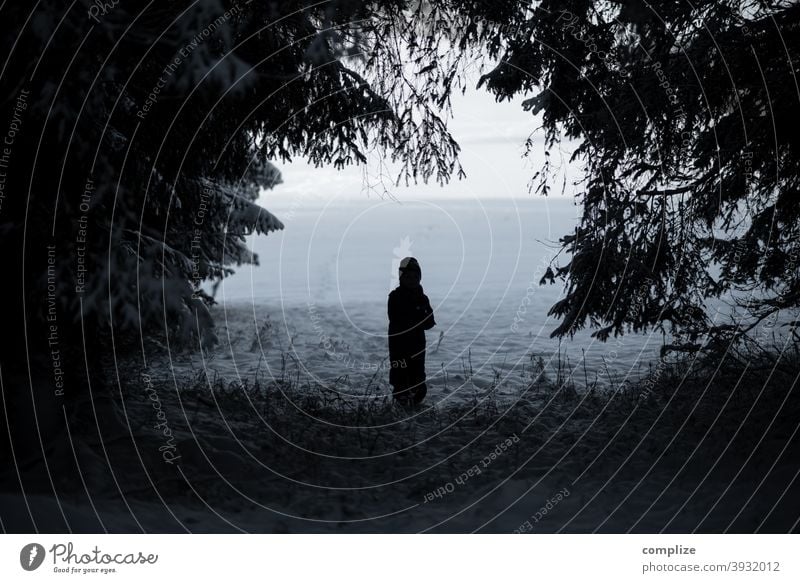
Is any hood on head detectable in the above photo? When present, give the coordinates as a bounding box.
[399,256,421,277]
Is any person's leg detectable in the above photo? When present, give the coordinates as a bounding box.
[390,355,414,404]
[409,347,428,405]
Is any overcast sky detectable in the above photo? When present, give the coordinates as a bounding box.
[259,82,580,205]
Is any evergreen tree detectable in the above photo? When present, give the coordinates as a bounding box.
[477,0,800,349]
[3,0,798,468]
[0,0,499,463]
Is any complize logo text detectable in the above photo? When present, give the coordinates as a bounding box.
[20,543,46,571]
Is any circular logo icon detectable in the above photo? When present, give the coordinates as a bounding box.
[20,543,46,571]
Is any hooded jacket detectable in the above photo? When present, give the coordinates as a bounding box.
[388,285,436,352]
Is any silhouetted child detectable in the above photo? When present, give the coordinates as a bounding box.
[388,257,435,405]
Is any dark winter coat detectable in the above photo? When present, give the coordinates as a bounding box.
[387,285,435,399]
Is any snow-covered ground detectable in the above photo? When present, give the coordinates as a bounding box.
[4,295,797,534]
[3,198,798,533]
[207,196,667,396]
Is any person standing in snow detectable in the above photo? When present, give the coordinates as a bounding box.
[388,257,436,405]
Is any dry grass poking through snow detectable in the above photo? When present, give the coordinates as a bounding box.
[68,335,798,533]
[7,324,795,533]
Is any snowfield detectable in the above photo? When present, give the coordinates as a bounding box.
[3,297,798,533]
[2,198,798,533]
